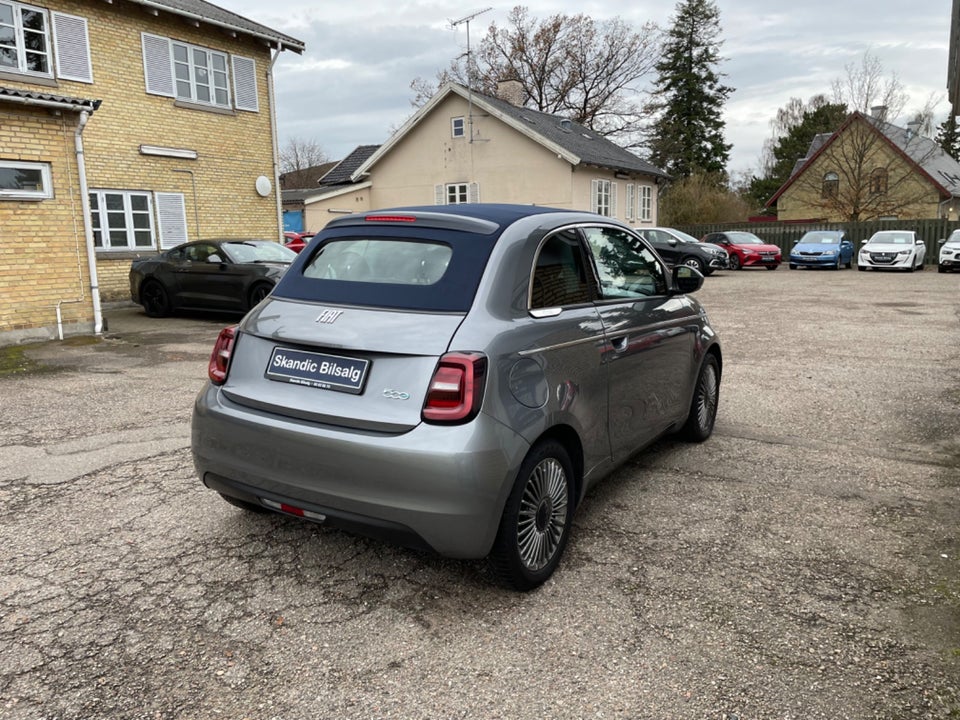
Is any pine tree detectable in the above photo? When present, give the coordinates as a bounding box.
[648,0,732,178]
[936,114,960,158]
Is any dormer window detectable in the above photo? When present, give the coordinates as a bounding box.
[451,117,465,138]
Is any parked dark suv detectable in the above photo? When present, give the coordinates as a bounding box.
[635,227,729,275]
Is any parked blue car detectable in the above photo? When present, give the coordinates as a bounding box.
[789,230,855,270]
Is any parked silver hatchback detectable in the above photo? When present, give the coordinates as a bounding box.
[192,204,722,590]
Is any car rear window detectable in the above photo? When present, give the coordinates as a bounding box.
[271,226,498,312]
[303,239,452,286]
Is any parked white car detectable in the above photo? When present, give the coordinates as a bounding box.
[857,230,926,272]
[938,230,960,273]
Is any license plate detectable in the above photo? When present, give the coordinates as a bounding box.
[266,347,369,394]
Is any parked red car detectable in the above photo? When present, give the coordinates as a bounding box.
[283,231,315,253]
[701,231,781,270]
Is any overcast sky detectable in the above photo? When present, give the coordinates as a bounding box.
[212,0,952,177]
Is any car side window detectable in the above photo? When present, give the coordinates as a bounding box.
[185,243,218,263]
[530,230,594,310]
[582,226,667,299]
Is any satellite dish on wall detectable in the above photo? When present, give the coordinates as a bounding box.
[255,175,272,197]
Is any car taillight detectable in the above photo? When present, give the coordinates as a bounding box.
[208,325,238,385]
[422,352,487,424]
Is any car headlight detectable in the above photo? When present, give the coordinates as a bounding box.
[897,250,911,256]
[822,249,837,256]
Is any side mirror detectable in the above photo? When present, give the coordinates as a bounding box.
[938,238,947,246]
[207,254,223,264]
[672,264,704,295]
[861,239,869,245]
[667,238,678,247]
[916,239,925,246]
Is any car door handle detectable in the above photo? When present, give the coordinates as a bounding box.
[611,335,629,353]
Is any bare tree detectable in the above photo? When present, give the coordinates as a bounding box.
[279,137,328,175]
[411,7,661,149]
[775,53,947,221]
[830,51,907,118]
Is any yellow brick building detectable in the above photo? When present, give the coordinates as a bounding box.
[0,0,303,344]
[767,110,960,223]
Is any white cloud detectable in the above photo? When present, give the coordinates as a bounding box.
[215,0,954,177]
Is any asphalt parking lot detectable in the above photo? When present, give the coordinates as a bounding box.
[1,266,959,719]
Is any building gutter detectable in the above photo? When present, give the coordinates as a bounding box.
[73,109,104,337]
[268,49,283,240]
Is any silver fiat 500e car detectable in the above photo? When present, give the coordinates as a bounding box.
[192,204,722,590]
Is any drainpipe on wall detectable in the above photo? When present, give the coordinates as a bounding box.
[268,48,283,241]
[74,109,104,336]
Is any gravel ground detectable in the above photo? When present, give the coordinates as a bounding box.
[0,266,958,719]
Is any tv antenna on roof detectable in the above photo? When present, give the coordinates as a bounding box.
[449,7,492,142]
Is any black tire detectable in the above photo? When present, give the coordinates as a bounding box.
[489,440,574,591]
[766,264,778,270]
[939,265,946,273]
[845,258,853,269]
[681,255,705,274]
[831,259,840,270]
[140,279,171,318]
[679,354,720,442]
[248,282,273,309]
[858,265,866,272]
[789,263,797,270]
[728,254,742,271]
[219,493,270,514]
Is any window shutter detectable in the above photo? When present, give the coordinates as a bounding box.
[435,184,445,205]
[52,12,93,83]
[468,182,480,203]
[155,192,188,248]
[231,55,259,112]
[142,33,174,97]
[610,182,618,218]
[626,184,635,222]
[590,179,599,214]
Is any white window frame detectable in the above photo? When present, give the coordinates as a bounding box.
[447,183,468,204]
[89,190,156,251]
[625,183,636,222]
[451,116,465,138]
[0,0,52,77]
[639,185,652,222]
[593,179,614,217]
[172,40,231,108]
[0,160,52,199]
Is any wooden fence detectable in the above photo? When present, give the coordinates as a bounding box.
[676,218,960,264]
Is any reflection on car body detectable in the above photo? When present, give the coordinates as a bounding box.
[191,204,722,590]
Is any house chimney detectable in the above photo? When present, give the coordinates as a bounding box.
[496,80,526,107]
[870,105,888,120]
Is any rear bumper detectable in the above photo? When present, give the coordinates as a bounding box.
[191,384,530,558]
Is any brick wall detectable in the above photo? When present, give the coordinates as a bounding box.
[0,105,94,342]
[1,0,284,337]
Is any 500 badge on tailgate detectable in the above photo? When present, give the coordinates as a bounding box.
[266,347,369,394]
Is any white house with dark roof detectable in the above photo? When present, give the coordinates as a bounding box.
[302,82,668,231]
